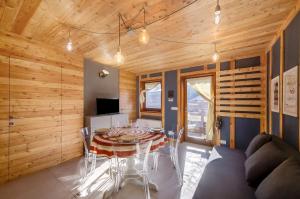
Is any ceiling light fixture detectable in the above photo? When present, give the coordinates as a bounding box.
[114,14,125,66]
[214,0,221,25]
[66,30,73,51]
[138,8,150,45]
[212,43,220,62]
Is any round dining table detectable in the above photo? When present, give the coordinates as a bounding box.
[89,127,168,192]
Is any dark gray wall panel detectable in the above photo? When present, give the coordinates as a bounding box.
[235,118,260,151]
[235,56,261,68]
[220,61,230,70]
[284,12,300,71]
[271,38,281,136]
[84,59,119,116]
[149,72,162,77]
[282,12,300,149]
[164,70,178,134]
[267,51,270,132]
[272,39,281,78]
[272,112,280,137]
[181,65,204,73]
[207,63,216,70]
[283,115,299,149]
[220,117,230,147]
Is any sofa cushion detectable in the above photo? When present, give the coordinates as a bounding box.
[245,142,287,187]
[193,146,255,199]
[255,158,300,199]
[245,133,272,158]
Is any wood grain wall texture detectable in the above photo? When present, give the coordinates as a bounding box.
[0,31,83,183]
[119,70,137,122]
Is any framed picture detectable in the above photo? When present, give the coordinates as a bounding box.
[283,66,298,117]
[271,76,279,112]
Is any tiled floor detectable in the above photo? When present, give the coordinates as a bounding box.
[0,143,211,199]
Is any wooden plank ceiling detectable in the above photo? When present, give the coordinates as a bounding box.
[0,0,298,74]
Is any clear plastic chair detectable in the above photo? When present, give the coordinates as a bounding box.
[115,140,153,199]
[170,128,184,186]
[80,127,107,178]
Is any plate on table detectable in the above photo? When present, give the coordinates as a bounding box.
[95,128,109,134]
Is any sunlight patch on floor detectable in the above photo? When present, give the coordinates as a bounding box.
[180,145,209,199]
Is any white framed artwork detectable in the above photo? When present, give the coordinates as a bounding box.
[283,66,298,117]
[271,76,280,113]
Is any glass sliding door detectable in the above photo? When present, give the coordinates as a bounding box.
[185,76,214,143]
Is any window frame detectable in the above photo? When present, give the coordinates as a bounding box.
[142,80,162,113]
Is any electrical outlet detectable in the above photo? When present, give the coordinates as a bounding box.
[220,140,226,145]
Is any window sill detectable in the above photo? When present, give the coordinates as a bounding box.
[140,111,162,117]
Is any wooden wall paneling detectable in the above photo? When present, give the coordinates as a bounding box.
[138,75,141,118]
[279,33,284,139]
[61,63,83,162]
[119,70,137,122]
[229,61,236,149]
[0,55,9,184]
[9,57,62,180]
[261,53,267,133]
[215,61,221,146]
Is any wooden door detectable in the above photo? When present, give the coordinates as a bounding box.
[9,57,62,180]
[0,55,9,183]
[61,63,83,162]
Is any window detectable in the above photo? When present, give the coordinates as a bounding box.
[145,82,161,110]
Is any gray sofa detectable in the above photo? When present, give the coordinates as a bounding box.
[193,135,300,199]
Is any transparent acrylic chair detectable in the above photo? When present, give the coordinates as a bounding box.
[80,127,107,178]
[115,140,153,199]
[170,128,184,187]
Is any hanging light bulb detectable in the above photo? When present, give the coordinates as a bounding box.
[115,47,125,65]
[214,0,221,25]
[66,39,73,51]
[212,43,220,62]
[138,8,150,45]
[66,30,73,51]
[114,14,125,65]
[139,28,150,44]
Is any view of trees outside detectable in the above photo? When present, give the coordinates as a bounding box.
[187,83,209,139]
[145,83,161,109]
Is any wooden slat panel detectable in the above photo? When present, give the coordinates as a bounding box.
[217,80,262,87]
[216,86,261,93]
[0,55,9,184]
[216,106,261,112]
[218,72,262,81]
[216,112,262,119]
[216,65,265,119]
[216,100,262,106]
[219,66,262,75]
[9,57,62,180]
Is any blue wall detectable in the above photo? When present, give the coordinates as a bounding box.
[266,12,300,150]
[164,70,178,134]
[282,12,300,149]
[271,38,281,137]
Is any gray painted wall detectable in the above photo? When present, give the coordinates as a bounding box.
[84,59,119,116]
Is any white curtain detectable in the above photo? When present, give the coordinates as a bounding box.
[187,76,214,140]
[139,82,160,108]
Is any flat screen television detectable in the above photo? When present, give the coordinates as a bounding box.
[96,98,119,115]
